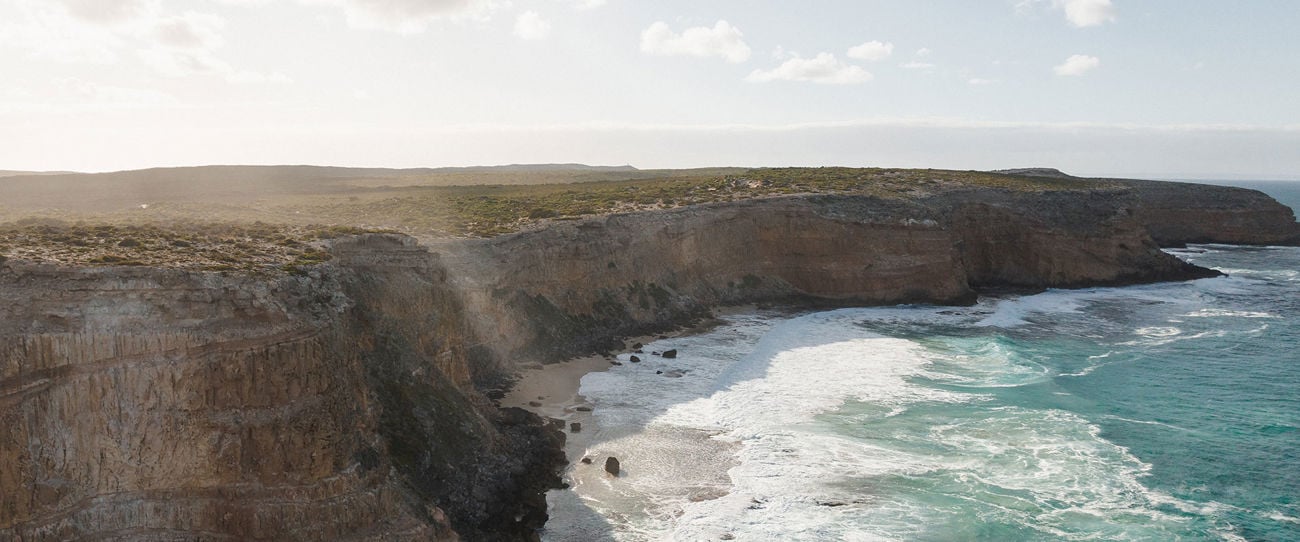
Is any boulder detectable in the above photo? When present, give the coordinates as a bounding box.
[570,422,581,433]
[629,355,640,363]
[662,349,678,359]
[604,457,621,476]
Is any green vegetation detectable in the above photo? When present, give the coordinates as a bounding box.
[0,221,370,274]
[0,166,1110,271]
[266,167,1104,237]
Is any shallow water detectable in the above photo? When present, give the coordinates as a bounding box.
[546,244,1300,541]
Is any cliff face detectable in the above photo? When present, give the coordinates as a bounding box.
[433,189,1218,366]
[2,183,1293,540]
[0,236,561,542]
[1120,180,1300,246]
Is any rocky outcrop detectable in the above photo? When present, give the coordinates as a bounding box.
[1118,180,1300,246]
[431,189,1225,366]
[2,181,1295,540]
[0,235,562,541]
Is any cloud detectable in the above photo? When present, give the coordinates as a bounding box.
[915,47,931,57]
[1060,0,1115,27]
[150,12,225,50]
[1054,54,1100,76]
[900,61,934,70]
[747,53,871,85]
[968,78,996,86]
[0,0,285,84]
[846,40,893,62]
[134,11,288,83]
[564,0,605,9]
[56,0,157,24]
[306,0,502,33]
[513,10,550,40]
[1018,0,1116,27]
[56,77,178,107]
[640,20,751,63]
[0,4,123,64]
[138,48,290,83]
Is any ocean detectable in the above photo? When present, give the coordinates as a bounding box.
[545,182,1300,541]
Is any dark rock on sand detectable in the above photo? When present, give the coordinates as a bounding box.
[605,457,621,476]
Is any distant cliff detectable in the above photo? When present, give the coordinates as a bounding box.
[1120,179,1300,246]
[2,180,1297,540]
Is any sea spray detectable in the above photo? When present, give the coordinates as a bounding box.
[547,245,1300,541]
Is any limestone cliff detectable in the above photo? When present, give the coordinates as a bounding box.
[432,189,1221,367]
[1119,179,1300,246]
[2,182,1295,540]
[0,236,562,541]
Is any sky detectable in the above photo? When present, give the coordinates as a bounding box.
[1,0,1297,179]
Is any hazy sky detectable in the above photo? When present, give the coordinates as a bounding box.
[2,0,1297,178]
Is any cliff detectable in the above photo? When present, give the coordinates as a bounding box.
[0,236,562,541]
[1119,179,1300,246]
[431,188,1221,366]
[2,181,1295,540]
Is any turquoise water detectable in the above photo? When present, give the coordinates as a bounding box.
[558,244,1300,541]
[829,244,1300,540]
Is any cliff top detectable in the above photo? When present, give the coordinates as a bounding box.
[0,166,1109,271]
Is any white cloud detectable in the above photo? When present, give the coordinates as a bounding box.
[915,47,931,57]
[0,4,123,64]
[56,77,178,107]
[846,40,893,62]
[138,47,290,84]
[747,53,871,85]
[640,20,751,63]
[150,12,225,50]
[1060,0,1115,27]
[513,10,551,40]
[968,78,996,86]
[306,0,502,33]
[56,0,157,24]
[564,0,605,9]
[1054,54,1100,76]
[133,10,287,83]
[0,0,284,83]
[900,61,934,70]
[1018,0,1116,27]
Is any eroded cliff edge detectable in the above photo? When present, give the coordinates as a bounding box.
[2,182,1297,540]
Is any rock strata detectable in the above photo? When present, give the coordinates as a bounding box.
[3,182,1297,540]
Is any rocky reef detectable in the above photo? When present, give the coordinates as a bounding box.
[1,181,1296,540]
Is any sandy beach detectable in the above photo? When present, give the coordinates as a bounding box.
[501,306,758,451]
[501,328,691,465]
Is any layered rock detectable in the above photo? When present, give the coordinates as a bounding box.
[1118,179,1300,246]
[2,181,1296,540]
[1,236,562,542]
[434,189,1222,366]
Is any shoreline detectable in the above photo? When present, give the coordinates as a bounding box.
[499,305,764,540]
